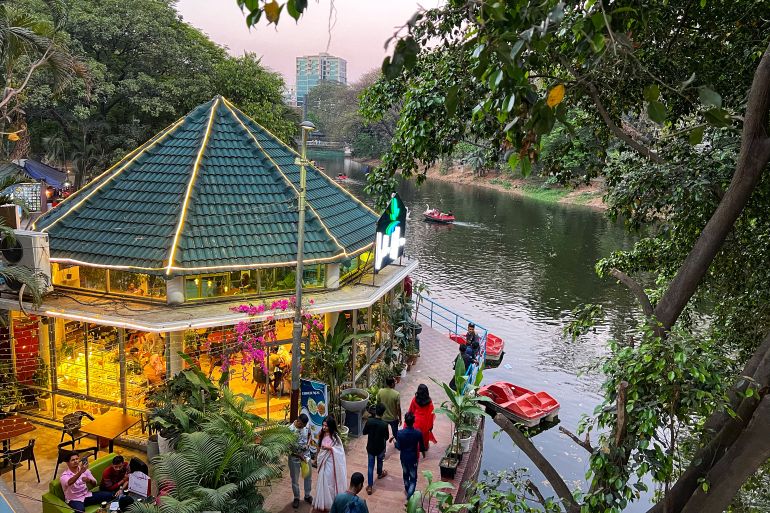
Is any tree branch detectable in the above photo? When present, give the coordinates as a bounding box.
[525,479,549,508]
[493,413,579,513]
[653,42,770,333]
[585,81,664,164]
[614,381,629,447]
[647,332,770,513]
[609,269,654,317]
[679,395,770,513]
[559,426,595,453]
[0,46,53,111]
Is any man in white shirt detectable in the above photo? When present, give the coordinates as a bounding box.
[289,413,313,508]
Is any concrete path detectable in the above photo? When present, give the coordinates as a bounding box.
[263,323,459,513]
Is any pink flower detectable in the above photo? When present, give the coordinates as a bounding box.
[309,299,315,305]
[256,304,266,313]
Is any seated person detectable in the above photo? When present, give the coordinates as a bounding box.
[268,347,286,394]
[100,455,130,492]
[129,456,149,475]
[143,354,166,385]
[118,495,135,512]
[60,452,114,512]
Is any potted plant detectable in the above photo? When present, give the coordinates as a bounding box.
[0,360,22,413]
[405,342,419,367]
[340,388,369,414]
[306,317,373,421]
[439,450,460,479]
[434,358,489,460]
[393,361,406,383]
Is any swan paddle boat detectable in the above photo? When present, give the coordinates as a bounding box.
[478,382,560,427]
[423,205,455,223]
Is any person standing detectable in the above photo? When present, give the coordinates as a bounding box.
[406,385,437,452]
[329,472,369,513]
[362,404,390,494]
[313,416,347,512]
[289,414,313,508]
[377,377,401,439]
[395,412,426,500]
[60,453,114,513]
[465,323,480,347]
[449,345,473,391]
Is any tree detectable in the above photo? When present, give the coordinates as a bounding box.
[21,0,297,186]
[0,0,85,159]
[234,1,770,511]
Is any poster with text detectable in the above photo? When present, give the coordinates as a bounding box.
[300,378,328,452]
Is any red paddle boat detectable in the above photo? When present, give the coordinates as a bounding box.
[478,382,560,427]
[335,173,348,181]
[449,332,505,366]
[423,205,455,223]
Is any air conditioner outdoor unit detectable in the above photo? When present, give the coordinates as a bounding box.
[0,230,53,293]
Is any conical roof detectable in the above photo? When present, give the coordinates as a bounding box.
[33,97,377,276]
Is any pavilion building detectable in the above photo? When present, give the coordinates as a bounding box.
[0,96,415,426]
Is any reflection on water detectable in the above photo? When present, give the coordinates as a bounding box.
[314,153,649,510]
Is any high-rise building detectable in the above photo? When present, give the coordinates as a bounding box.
[295,52,347,107]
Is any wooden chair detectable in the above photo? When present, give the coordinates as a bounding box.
[60,410,94,444]
[53,439,98,479]
[6,439,39,492]
[252,365,268,397]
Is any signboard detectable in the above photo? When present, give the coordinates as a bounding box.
[300,378,329,452]
[127,471,151,498]
[374,193,407,273]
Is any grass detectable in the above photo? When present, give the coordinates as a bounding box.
[519,183,570,203]
[490,177,513,189]
[572,191,600,205]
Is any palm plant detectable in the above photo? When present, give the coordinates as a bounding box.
[433,358,489,455]
[135,388,295,513]
[305,316,373,420]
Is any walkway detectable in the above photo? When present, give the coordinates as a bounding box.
[263,323,461,513]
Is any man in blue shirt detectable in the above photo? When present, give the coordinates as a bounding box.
[395,411,426,500]
[330,472,369,513]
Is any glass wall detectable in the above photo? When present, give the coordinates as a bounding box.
[52,264,167,300]
[184,265,327,301]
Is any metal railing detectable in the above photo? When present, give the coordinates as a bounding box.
[412,293,487,391]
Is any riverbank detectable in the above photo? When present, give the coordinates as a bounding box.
[351,158,607,210]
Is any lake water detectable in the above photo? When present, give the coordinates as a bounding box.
[314,153,649,509]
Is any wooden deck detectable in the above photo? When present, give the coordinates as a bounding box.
[263,323,481,513]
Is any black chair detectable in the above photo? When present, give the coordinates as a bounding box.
[6,439,39,492]
[60,410,94,444]
[252,365,268,396]
[53,439,98,479]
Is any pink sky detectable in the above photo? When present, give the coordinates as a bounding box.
[175,0,441,86]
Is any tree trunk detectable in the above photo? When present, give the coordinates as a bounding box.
[679,396,770,513]
[652,43,770,333]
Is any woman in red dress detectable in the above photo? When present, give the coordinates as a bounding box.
[406,384,438,450]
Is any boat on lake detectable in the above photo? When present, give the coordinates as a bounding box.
[424,205,455,223]
[478,382,560,427]
[335,173,348,181]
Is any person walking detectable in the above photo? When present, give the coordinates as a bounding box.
[394,412,426,500]
[289,413,313,508]
[329,472,369,513]
[362,404,390,494]
[377,377,401,439]
[406,385,437,452]
[313,416,347,512]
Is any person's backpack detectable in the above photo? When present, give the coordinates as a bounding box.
[343,495,365,513]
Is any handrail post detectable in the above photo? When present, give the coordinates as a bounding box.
[430,301,434,328]
[455,314,458,336]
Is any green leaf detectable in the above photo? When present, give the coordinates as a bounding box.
[704,108,732,127]
[647,101,667,124]
[698,87,722,108]
[591,33,606,53]
[688,126,705,145]
[520,158,531,177]
[505,93,516,112]
[643,84,660,103]
[510,40,524,59]
[446,86,459,115]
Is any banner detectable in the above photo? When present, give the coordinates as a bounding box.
[300,378,329,452]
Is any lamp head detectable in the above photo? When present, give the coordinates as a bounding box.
[300,120,316,132]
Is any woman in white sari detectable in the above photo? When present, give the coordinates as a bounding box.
[312,416,347,512]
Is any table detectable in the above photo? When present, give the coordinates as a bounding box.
[0,414,35,467]
[80,410,140,454]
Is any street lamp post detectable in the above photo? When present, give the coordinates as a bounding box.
[290,120,316,421]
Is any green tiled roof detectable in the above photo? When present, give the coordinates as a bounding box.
[33,97,377,276]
